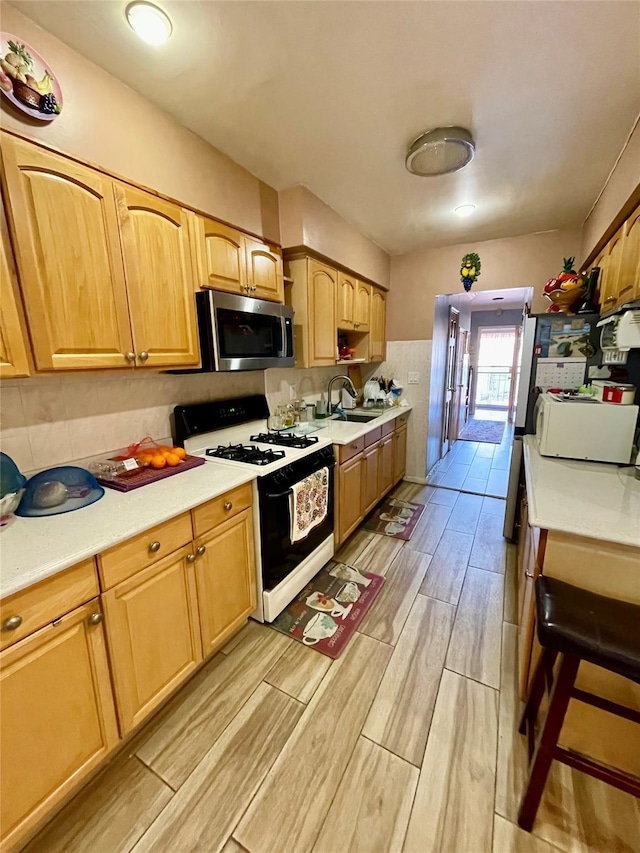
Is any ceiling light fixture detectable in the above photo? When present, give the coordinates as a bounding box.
[126,2,173,45]
[454,204,476,218]
[405,126,475,176]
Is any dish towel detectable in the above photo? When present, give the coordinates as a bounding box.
[289,467,329,543]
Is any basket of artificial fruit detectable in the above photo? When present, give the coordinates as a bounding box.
[543,258,587,313]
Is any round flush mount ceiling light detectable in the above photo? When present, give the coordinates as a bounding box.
[405,126,475,176]
[454,204,476,218]
[126,2,173,45]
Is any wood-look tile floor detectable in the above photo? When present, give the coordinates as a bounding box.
[429,421,515,498]
[25,484,640,853]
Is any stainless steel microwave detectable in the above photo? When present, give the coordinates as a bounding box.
[188,291,295,372]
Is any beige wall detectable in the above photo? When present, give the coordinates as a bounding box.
[581,117,640,262]
[387,228,582,340]
[279,185,391,287]
[0,4,280,242]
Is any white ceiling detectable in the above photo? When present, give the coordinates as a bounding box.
[11,1,640,254]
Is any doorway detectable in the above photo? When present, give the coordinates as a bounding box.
[474,325,522,423]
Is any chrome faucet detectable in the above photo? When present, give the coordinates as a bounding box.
[327,374,357,415]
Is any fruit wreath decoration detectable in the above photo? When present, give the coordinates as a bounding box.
[460,252,481,292]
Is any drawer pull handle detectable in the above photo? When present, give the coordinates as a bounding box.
[149,541,161,553]
[3,615,22,631]
[139,351,149,362]
[186,553,197,563]
[196,545,207,556]
[125,351,136,362]
[88,612,104,626]
[224,502,233,511]
[351,444,359,450]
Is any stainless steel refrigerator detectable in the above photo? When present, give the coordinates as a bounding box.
[503,312,601,539]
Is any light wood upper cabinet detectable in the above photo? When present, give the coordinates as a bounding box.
[102,545,202,733]
[195,216,247,294]
[370,287,387,361]
[337,273,356,330]
[0,201,30,378]
[244,237,284,302]
[0,601,118,848]
[194,508,256,657]
[355,280,371,331]
[308,259,338,366]
[1,135,133,370]
[617,206,640,306]
[115,185,200,368]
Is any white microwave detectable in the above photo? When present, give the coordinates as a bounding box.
[535,393,638,464]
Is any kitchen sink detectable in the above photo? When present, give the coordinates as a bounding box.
[341,413,378,423]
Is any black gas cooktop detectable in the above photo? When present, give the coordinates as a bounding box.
[249,432,320,449]
[205,444,286,466]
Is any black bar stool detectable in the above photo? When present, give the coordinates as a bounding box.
[518,575,640,831]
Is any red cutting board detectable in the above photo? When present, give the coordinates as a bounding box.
[96,454,205,492]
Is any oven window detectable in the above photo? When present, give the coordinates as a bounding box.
[217,309,281,359]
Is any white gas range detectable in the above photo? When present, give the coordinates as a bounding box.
[175,396,336,622]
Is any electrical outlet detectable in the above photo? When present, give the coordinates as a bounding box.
[408,372,420,385]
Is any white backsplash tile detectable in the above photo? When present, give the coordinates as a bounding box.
[378,340,432,481]
[0,370,263,474]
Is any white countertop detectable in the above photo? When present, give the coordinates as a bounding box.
[0,462,257,599]
[523,436,640,548]
[320,405,412,445]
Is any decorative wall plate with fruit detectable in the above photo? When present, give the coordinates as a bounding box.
[0,33,63,121]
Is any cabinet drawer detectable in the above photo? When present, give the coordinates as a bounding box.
[337,437,365,464]
[395,413,410,429]
[364,426,382,448]
[381,419,395,438]
[1,559,99,650]
[98,512,193,590]
[192,483,253,538]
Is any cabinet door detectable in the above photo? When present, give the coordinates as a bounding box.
[598,227,624,313]
[194,508,256,657]
[0,601,118,848]
[355,280,371,331]
[337,273,356,330]
[337,455,363,544]
[308,260,337,366]
[617,206,640,305]
[361,442,380,516]
[378,434,394,498]
[0,202,30,378]
[195,216,247,295]
[115,185,200,368]
[1,135,133,370]
[370,287,387,361]
[393,425,407,483]
[245,237,284,302]
[103,545,202,733]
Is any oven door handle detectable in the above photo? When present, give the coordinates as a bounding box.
[264,488,293,500]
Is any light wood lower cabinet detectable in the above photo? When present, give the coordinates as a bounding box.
[335,418,408,545]
[337,453,364,543]
[392,424,407,483]
[361,442,380,516]
[378,434,394,496]
[194,508,257,657]
[102,545,202,734]
[0,600,118,849]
